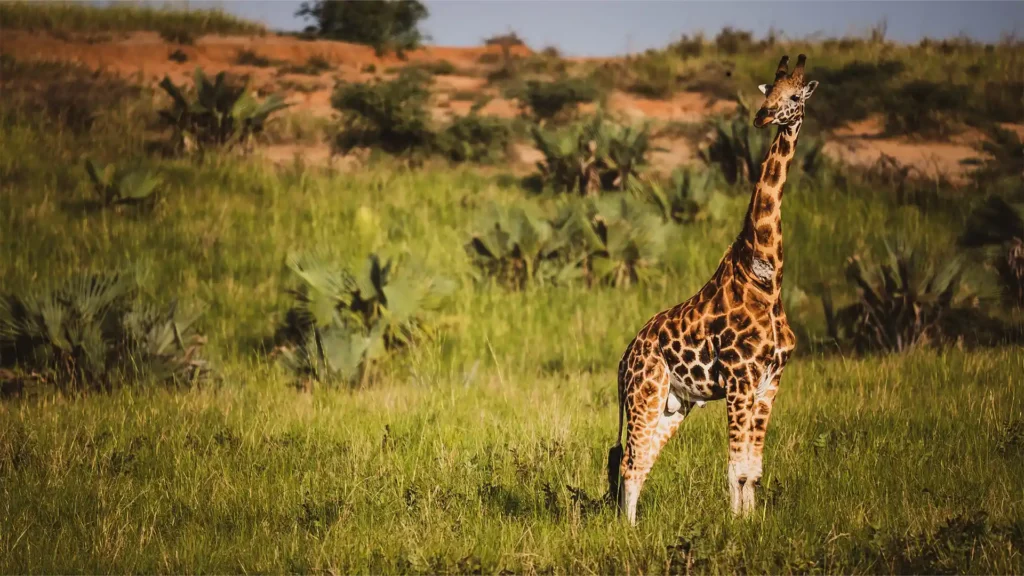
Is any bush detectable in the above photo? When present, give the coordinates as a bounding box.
[961,125,1024,184]
[626,51,680,99]
[466,204,580,289]
[295,0,428,56]
[0,273,210,391]
[331,68,434,155]
[436,112,513,164]
[561,195,671,287]
[168,49,188,63]
[279,55,333,76]
[669,33,705,59]
[236,49,275,68]
[809,60,905,131]
[699,101,826,185]
[0,55,141,134]
[822,242,988,353]
[513,77,601,122]
[159,25,196,46]
[275,252,455,386]
[884,80,970,138]
[634,168,724,224]
[714,27,754,55]
[960,194,1024,307]
[84,159,161,208]
[157,68,290,154]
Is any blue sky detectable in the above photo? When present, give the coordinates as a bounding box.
[184,1,1022,57]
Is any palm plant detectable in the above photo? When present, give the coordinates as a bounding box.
[959,194,1024,307]
[699,97,825,185]
[158,68,290,154]
[0,273,209,390]
[561,195,671,287]
[822,241,980,353]
[603,122,656,190]
[466,204,581,289]
[276,252,455,386]
[633,168,721,224]
[530,117,603,196]
[84,159,161,207]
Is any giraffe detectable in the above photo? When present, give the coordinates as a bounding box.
[607,54,819,524]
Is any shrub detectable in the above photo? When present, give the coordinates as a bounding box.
[822,241,988,353]
[332,68,434,155]
[275,252,455,386]
[699,101,826,185]
[466,204,581,289]
[961,125,1024,183]
[626,51,679,99]
[884,80,970,138]
[168,49,189,63]
[669,33,705,59]
[531,115,656,195]
[279,55,333,76]
[714,27,754,55]
[436,111,513,164]
[0,273,210,391]
[159,25,196,46]
[513,77,601,122]
[84,159,161,208]
[0,56,141,133]
[484,32,526,47]
[809,59,905,131]
[960,194,1024,307]
[236,49,275,68]
[562,195,671,287]
[157,68,290,154]
[634,168,723,224]
[295,0,428,56]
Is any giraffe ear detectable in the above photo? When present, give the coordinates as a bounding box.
[758,83,770,95]
[801,80,819,99]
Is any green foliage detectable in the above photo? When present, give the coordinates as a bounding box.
[823,241,986,353]
[513,77,601,122]
[699,102,826,185]
[962,125,1024,183]
[157,68,290,154]
[714,27,754,55]
[295,0,428,55]
[562,195,671,288]
[276,252,455,386]
[808,59,905,131]
[634,168,725,224]
[278,55,333,76]
[436,112,513,164]
[626,51,680,99]
[159,25,196,46]
[960,194,1024,307]
[332,69,434,155]
[0,0,266,36]
[884,79,970,137]
[84,159,161,208]
[531,115,655,195]
[235,49,275,68]
[0,273,209,390]
[0,55,140,134]
[466,204,580,289]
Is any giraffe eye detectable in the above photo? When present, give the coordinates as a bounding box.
[790,95,800,102]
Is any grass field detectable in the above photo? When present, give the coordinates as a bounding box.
[2,4,1024,573]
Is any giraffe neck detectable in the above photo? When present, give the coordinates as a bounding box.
[735,119,802,295]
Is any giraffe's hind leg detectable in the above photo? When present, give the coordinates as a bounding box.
[619,360,693,525]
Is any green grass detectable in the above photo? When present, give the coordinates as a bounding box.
[1,44,1023,572]
[0,0,266,37]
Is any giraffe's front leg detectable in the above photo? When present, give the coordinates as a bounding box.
[726,382,757,517]
[741,369,782,513]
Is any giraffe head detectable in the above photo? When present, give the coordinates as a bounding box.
[753,54,818,128]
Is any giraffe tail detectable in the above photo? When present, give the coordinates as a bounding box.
[607,364,627,508]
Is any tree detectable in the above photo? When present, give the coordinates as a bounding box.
[295,0,428,55]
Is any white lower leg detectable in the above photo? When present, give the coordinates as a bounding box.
[728,457,761,517]
[623,476,643,525]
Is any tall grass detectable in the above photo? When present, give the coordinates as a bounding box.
[0,39,1022,573]
[0,1,266,37]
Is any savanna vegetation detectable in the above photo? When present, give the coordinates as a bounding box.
[1,2,1023,573]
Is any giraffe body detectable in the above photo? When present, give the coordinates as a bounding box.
[610,54,818,524]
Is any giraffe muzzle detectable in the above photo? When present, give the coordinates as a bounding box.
[753,109,774,128]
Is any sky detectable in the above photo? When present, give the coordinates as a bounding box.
[177,1,1022,57]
